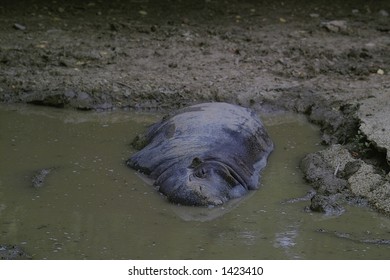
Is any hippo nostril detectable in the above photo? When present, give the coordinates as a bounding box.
[190,157,203,168]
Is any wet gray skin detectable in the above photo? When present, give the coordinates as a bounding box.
[155,160,248,206]
[127,102,274,206]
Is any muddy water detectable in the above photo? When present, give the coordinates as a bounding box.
[0,104,389,260]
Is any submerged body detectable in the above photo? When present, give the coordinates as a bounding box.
[127,102,273,206]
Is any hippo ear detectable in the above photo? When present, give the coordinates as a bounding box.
[189,157,203,168]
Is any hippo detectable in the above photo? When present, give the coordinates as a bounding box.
[126,102,274,206]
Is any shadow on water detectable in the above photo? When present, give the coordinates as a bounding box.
[0,104,389,259]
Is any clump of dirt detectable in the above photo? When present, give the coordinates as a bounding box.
[31,167,56,188]
[0,0,389,215]
[0,244,31,260]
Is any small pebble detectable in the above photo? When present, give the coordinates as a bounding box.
[320,20,347,32]
[13,23,26,30]
[378,9,388,17]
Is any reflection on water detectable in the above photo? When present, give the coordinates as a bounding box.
[274,228,298,249]
[0,104,389,259]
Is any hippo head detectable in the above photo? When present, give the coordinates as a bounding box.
[155,158,248,206]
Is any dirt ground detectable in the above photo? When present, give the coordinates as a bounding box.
[0,0,389,216]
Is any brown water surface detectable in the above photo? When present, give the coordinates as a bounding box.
[0,104,389,259]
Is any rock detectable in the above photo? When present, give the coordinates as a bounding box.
[310,194,345,215]
[0,245,31,260]
[377,69,384,75]
[320,20,348,33]
[32,168,54,188]
[300,145,350,215]
[13,23,26,31]
[300,154,348,195]
[378,10,389,17]
[301,145,354,178]
[358,91,390,162]
[340,160,362,179]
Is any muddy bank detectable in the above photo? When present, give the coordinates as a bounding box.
[0,0,389,215]
[301,145,390,215]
